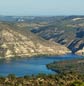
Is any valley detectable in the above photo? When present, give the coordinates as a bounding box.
[0,16,84,86]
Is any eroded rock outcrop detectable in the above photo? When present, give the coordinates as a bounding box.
[76,47,84,56]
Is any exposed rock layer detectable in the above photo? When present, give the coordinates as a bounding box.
[76,47,84,56]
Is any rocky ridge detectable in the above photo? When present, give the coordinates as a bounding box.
[0,23,70,58]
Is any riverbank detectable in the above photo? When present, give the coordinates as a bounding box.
[47,57,84,74]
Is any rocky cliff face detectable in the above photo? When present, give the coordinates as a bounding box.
[0,22,70,59]
[30,16,84,55]
[31,26,84,54]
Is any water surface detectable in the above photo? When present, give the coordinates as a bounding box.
[0,54,83,76]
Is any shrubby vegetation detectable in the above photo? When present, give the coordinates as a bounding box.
[47,58,84,74]
[0,72,84,86]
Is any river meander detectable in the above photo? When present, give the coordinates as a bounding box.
[0,54,83,76]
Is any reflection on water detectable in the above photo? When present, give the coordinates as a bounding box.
[0,54,83,76]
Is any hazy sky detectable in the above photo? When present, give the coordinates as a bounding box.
[0,0,83,16]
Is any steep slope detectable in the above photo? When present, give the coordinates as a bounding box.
[30,16,84,54]
[0,22,70,58]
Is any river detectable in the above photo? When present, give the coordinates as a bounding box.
[0,54,83,76]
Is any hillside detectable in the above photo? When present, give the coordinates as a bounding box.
[30,16,84,55]
[47,58,84,74]
[0,72,84,86]
[0,16,84,56]
[0,22,70,59]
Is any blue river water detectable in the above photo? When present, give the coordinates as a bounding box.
[0,54,83,76]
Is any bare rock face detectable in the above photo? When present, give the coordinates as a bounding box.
[76,47,84,56]
[0,23,71,59]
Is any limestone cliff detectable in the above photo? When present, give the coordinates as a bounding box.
[0,22,71,58]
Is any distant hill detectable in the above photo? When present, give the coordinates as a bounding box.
[0,16,65,22]
[0,22,70,59]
